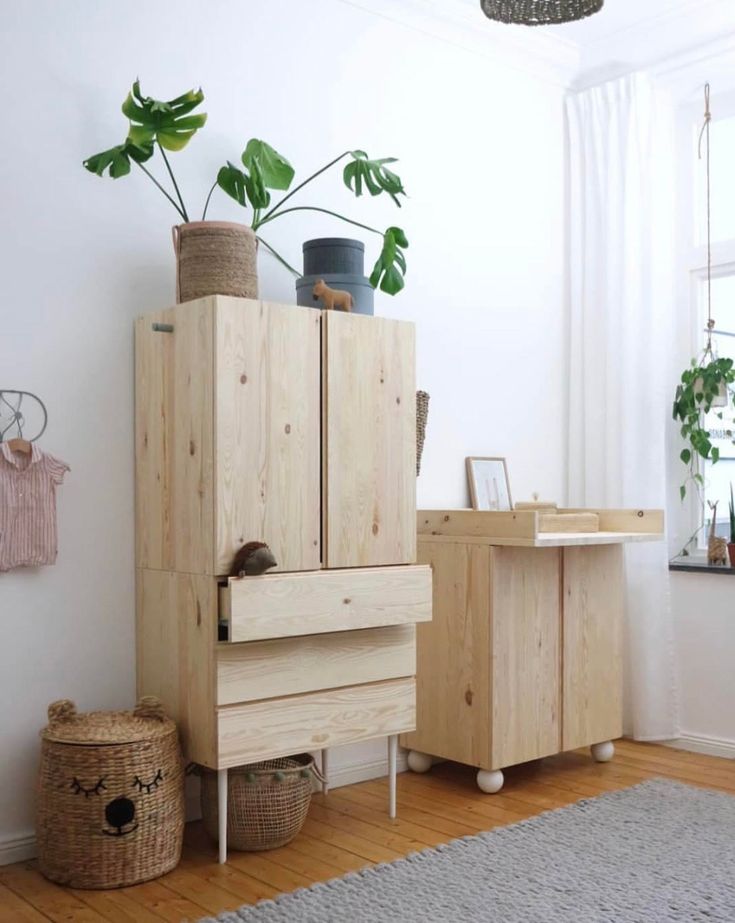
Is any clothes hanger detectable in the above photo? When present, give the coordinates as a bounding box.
[6,436,32,455]
[0,390,47,455]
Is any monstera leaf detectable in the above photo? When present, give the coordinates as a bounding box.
[344,151,406,206]
[121,81,207,152]
[242,139,294,191]
[369,226,408,295]
[217,161,271,210]
[83,137,154,178]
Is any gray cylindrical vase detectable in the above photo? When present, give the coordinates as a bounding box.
[296,237,375,316]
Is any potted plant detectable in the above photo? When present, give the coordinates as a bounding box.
[672,352,735,499]
[84,80,408,304]
[729,485,735,567]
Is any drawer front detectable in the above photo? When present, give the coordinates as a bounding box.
[217,677,416,767]
[220,565,431,642]
[217,625,416,705]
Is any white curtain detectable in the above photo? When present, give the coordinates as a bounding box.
[566,73,680,741]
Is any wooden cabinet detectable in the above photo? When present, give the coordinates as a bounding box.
[402,508,663,793]
[135,296,429,861]
[136,297,415,574]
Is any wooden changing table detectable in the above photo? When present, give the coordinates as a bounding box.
[401,508,664,792]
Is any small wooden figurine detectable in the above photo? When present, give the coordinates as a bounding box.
[229,541,278,577]
[707,501,728,566]
[312,279,353,312]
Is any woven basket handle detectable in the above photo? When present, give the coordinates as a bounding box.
[172,224,182,303]
[134,696,167,722]
[47,699,77,723]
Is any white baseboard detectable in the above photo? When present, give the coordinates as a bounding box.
[665,733,735,759]
[0,831,36,866]
[0,755,404,867]
[326,753,408,789]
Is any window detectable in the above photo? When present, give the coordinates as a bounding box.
[679,94,735,548]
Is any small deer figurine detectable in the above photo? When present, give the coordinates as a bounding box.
[707,501,728,566]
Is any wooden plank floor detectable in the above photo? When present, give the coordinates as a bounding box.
[2,740,733,922]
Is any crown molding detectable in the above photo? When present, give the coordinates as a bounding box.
[338,0,581,87]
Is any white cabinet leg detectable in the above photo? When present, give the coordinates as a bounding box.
[407,750,432,773]
[321,748,329,795]
[388,735,398,819]
[476,769,504,793]
[591,740,615,763]
[217,768,228,864]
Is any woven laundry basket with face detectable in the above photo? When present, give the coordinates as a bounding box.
[36,696,184,889]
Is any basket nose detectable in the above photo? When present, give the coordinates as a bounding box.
[105,797,136,830]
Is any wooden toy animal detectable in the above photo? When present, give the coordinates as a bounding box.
[229,541,278,577]
[707,501,728,566]
[312,279,353,312]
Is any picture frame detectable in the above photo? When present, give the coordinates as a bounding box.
[466,456,513,511]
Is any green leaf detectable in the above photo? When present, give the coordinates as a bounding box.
[694,473,704,485]
[241,139,294,191]
[680,448,691,464]
[343,151,406,207]
[680,484,686,500]
[217,162,248,206]
[122,81,206,152]
[712,446,720,464]
[369,226,408,295]
[83,134,153,178]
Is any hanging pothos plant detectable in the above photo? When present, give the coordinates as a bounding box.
[673,348,735,500]
[83,81,408,294]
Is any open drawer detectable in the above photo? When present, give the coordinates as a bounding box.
[218,564,432,643]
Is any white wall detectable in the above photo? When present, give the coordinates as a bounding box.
[0,0,566,859]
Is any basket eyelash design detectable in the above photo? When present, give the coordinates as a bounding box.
[132,769,163,794]
[70,777,107,797]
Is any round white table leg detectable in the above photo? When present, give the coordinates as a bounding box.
[591,740,615,763]
[217,768,228,864]
[388,735,398,819]
[407,750,432,774]
[321,748,329,795]
[476,769,504,793]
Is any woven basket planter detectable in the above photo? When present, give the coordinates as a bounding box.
[416,390,430,476]
[173,221,258,303]
[200,754,318,852]
[36,697,184,889]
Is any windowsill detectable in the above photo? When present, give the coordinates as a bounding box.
[669,555,735,575]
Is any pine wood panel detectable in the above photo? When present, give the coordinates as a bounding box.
[562,545,624,750]
[490,547,562,769]
[418,510,538,541]
[562,508,665,534]
[221,565,431,642]
[323,312,416,568]
[135,298,215,574]
[216,625,415,705]
[214,299,321,575]
[136,568,217,767]
[401,541,492,769]
[217,678,416,767]
[4,743,733,922]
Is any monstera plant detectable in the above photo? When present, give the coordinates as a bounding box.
[84,81,408,297]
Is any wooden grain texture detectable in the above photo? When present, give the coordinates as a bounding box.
[223,565,431,642]
[135,298,215,574]
[538,513,599,533]
[5,743,734,921]
[214,298,321,575]
[323,311,416,568]
[489,547,562,769]
[401,541,492,768]
[418,509,537,540]
[136,568,217,767]
[561,508,664,534]
[217,678,416,767]
[562,545,624,750]
[216,625,416,705]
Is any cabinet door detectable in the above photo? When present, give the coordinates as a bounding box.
[490,547,561,769]
[214,298,321,575]
[562,545,624,750]
[135,299,215,574]
[322,311,416,568]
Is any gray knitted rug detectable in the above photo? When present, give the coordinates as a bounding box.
[201,779,735,922]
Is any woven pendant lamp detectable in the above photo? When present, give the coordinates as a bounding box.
[480,0,603,25]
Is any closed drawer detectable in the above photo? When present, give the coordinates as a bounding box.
[216,624,416,705]
[219,564,431,642]
[217,677,416,767]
